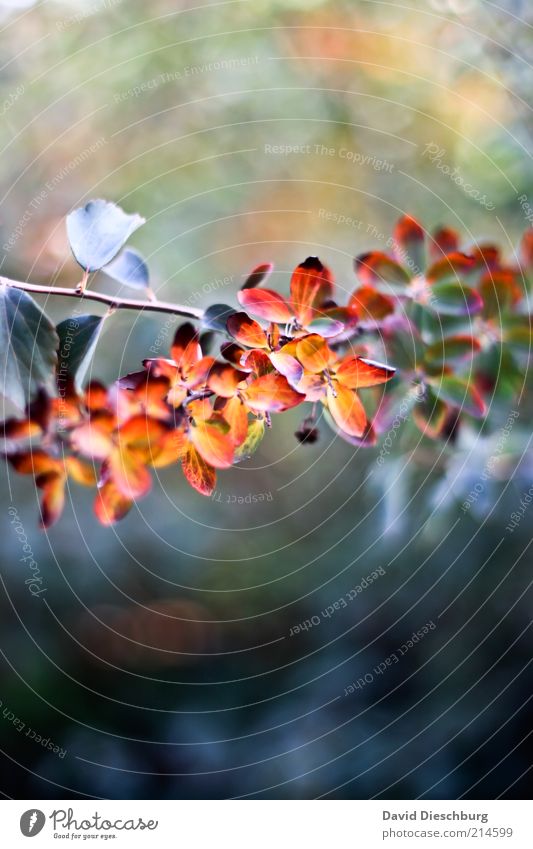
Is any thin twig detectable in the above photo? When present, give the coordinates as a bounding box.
[0,276,204,320]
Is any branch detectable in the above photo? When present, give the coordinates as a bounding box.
[0,276,204,320]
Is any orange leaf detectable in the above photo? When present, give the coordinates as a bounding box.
[185,356,216,388]
[241,373,305,412]
[10,450,63,477]
[71,422,114,460]
[240,349,273,377]
[95,480,133,525]
[227,312,268,348]
[40,474,66,529]
[207,362,247,398]
[166,383,188,408]
[219,396,249,446]
[110,447,152,499]
[171,323,201,371]
[189,421,234,469]
[143,357,179,381]
[128,372,171,418]
[84,381,109,411]
[150,428,187,467]
[188,397,214,422]
[335,357,396,389]
[65,457,98,486]
[238,288,293,323]
[326,381,367,437]
[118,415,169,461]
[295,334,332,373]
[182,444,216,495]
[3,418,42,441]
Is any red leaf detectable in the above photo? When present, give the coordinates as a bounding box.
[238,288,293,323]
[480,271,522,317]
[290,256,334,325]
[392,215,425,272]
[520,229,533,269]
[425,252,476,284]
[430,226,460,259]
[349,285,395,322]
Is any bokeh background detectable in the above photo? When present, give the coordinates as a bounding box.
[0,0,532,799]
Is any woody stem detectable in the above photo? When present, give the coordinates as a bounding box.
[0,276,204,320]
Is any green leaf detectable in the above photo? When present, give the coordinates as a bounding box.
[202,303,237,332]
[412,303,474,344]
[305,316,344,337]
[56,314,105,392]
[242,263,274,290]
[384,325,424,371]
[234,418,265,462]
[427,374,486,418]
[103,248,150,290]
[424,335,482,366]
[412,387,448,438]
[502,321,531,353]
[428,282,483,316]
[0,284,58,409]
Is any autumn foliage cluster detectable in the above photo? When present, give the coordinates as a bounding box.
[1,202,531,528]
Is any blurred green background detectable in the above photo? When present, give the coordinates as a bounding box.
[0,0,531,799]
